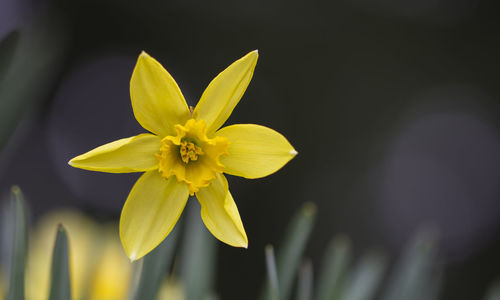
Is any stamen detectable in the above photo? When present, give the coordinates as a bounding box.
[180,140,204,163]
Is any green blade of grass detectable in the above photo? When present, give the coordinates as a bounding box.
[0,12,68,153]
[484,281,500,300]
[381,230,439,300]
[420,267,442,300]
[132,225,179,300]
[340,252,386,300]
[296,259,313,300]
[1,197,15,280]
[315,235,351,300]
[265,245,280,300]
[179,199,217,300]
[0,30,20,84]
[7,186,27,300]
[48,225,71,300]
[261,202,317,300]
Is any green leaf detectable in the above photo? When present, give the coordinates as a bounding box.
[131,224,179,300]
[340,252,387,300]
[261,202,317,300]
[7,186,27,300]
[48,224,71,300]
[265,245,280,300]
[0,198,15,280]
[315,235,351,300]
[179,199,217,300]
[0,13,68,153]
[0,30,20,84]
[296,259,313,300]
[420,267,442,300]
[381,230,439,300]
[485,281,500,300]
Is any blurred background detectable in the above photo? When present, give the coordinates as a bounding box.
[1,0,500,299]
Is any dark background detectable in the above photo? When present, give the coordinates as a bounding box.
[2,0,500,299]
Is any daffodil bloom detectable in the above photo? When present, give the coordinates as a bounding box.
[157,278,186,300]
[69,50,297,260]
[26,210,131,300]
[0,268,4,300]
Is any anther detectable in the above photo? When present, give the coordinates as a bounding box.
[180,141,204,163]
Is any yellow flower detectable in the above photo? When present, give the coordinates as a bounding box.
[69,50,297,260]
[0,268,4,300]
[157,278,185,300]
[26,210,132,300]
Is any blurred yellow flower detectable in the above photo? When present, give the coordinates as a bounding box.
[0,268,4,300]
[25,210,132,300]
[157,278,185,300]
[69,50,297,260]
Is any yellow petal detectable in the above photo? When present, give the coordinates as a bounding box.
[215,124,297,178]
[193,50,258,134]
[131,52,191,137]
[69,134,161,173]
[196,173,248,248]
[120,171,189,260]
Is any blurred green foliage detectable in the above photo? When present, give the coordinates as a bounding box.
[131,223,178,300]
[7,186,27,300]
[178,201,217,300]
[261,202,316,300]
[0,31,19,85]
[48,225,70,300]
[0,14,67,153]
[2,186,500,299]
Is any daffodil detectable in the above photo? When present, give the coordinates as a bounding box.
[157,277,186,300]
[26,210,132,300]
[69,50,297,260]
[0,268,4,300]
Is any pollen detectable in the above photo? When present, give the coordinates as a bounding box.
[179,140,204,163]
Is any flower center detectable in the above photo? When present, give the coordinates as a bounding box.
[156,119,229,195]
[179,140,204,163]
